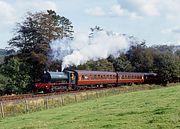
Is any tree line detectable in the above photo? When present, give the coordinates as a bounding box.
[0,10,179,95]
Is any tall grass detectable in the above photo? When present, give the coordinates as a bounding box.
[0,84,179,129]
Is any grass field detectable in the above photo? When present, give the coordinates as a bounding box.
[0,85,179,129]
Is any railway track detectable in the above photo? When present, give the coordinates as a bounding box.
[0,86,115,102]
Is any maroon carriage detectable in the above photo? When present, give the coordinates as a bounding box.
[72,70,117,87]
[117,72,144,84]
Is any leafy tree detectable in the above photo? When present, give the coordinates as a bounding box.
[108,54,133,72]
[0,73,8,95]
[126,42,155,72]
[153,52,180,84]
[175,49,180,57]
[154,45,175,54]
[8,10,74,82]
[77,59,114,71]
[1,57,30,94]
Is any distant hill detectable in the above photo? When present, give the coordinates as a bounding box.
[174,45,180,51]
[0,49,7,56]
[0,48,16,64]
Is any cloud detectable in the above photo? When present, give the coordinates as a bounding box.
[85,6,105,16]
[117,0,180,18]
[161,27,180,34]
[25,0,57,11]
[161,27,180,45]
[141,1,160,16]
[0,1,17,25]
[111,4,124,16]
[110,4,142,19]
[0,0,57,27]
[13,0,57,14]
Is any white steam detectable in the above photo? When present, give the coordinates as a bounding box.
[50,30,130,70]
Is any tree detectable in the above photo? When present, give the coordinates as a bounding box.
[175,49,180,57]
[0,73,8,95]
[153,52,180,84]
[154,45,175,54]
[126,42,155,72]
[108,54,133,72]
[1,57,30,94]
[77,59,114,71]
[8,10,74,82]
[89,26,103,39]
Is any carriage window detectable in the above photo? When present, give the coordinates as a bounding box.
[90,75,93,80]
[125,75,127,79]
[113,75,115,79]
[94,75,97,80]
[85,75,88,80]
[82,75,85,80]
[140,76,142,79]
[137,75,139,79]
[101,75,103,79]
[134,75,136,79]
[98,75,100,79]
[105,75,107,79]
[131,75,133,79]
[110,75,112,79]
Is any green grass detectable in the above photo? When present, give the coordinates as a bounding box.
[0,85,180,129]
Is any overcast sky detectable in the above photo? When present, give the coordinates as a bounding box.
[0,0,180,48]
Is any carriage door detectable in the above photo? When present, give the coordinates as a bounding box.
[69,71,76,84]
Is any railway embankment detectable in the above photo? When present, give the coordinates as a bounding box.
[0,84,179,129]
[0,83,179,118]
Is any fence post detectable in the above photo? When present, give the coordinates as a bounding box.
[44,97,49,109]
[0,102,4,118]
[61,96,64,106]
[96,91,99,98]
[86,92,89,100]
[25,100,29,113]
[74,94,77,102]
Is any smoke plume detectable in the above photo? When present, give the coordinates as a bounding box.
[50,30,130,70]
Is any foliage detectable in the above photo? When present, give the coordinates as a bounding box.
[153,52,180,84]
[175,49,180,57]
[48,60,62,71]
[77,59,114,71]
[107,54,133,72]
[0,56,4,64]
[126,42,155,72]
[0,73,8,95]
[1,57,30,94]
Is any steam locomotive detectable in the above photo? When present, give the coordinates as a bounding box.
[35,70,157,92]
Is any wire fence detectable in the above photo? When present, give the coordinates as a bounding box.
[0,84,166,118]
